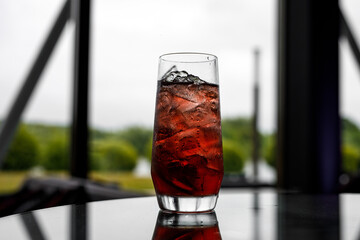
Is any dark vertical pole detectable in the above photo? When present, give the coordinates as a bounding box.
[70,204,87,240]
[71,0,91,179]
[252,192,260,240]
[252,51,261,240]
[277,194,340,240]
[252,49,260,184]
[277,0,340,193]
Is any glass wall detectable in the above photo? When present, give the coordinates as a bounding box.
[0,0,277,195]
[340,0,360,182]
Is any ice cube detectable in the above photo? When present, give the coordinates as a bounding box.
[191,75,206,85]
[205,90,218,99]
[179,135,200,152]
[172,84,198,103]
[160,65,177,80]
[183,103,207,123]
[160,70,207,85]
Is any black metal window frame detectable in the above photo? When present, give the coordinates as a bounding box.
[0,0,359,191]
[0,0,90,179]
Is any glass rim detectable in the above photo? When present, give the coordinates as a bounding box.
[159,52,217,63]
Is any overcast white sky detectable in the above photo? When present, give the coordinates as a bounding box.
[0,0,359,133]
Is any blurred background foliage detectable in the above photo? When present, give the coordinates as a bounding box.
[342,118,360,174]
[3,124,40,170]
[91,140,138,171]
[42,133,69,170]
[1,117,360,193]
[222,139,245,173]
[2,116,360,173]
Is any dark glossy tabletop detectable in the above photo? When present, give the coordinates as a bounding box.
[0,189,359,239]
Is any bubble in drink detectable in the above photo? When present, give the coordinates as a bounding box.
[151,71,224,197]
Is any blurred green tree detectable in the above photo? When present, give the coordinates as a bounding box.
[342,144,360,174]
[91,128,111,140]
[341,118,360,173]
[43,134,69,170]
[223,139,245,173]
[221,117,252,159]
[3,125,40,170]
[144,137,153,161]
[342,118,360,147]
[26,123,67,144]
[263,134,276,168]
[91,140,138,171]
[116,126,152,157]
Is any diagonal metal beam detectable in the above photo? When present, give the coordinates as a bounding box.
[340,9,360,73]
[20,212,47,240]
[0,0,71,167]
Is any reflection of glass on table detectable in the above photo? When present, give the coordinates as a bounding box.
[152,210,222,240]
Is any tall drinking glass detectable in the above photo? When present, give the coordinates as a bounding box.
[151,53,224,212]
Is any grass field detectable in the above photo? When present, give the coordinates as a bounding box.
[0,171,154,195]
[0,171,29,193]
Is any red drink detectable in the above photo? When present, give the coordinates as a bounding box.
[151,81,224,197]
[152,224,221,240]
[153,53,222,212]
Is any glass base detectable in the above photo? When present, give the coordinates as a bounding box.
[156,194,218,213]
